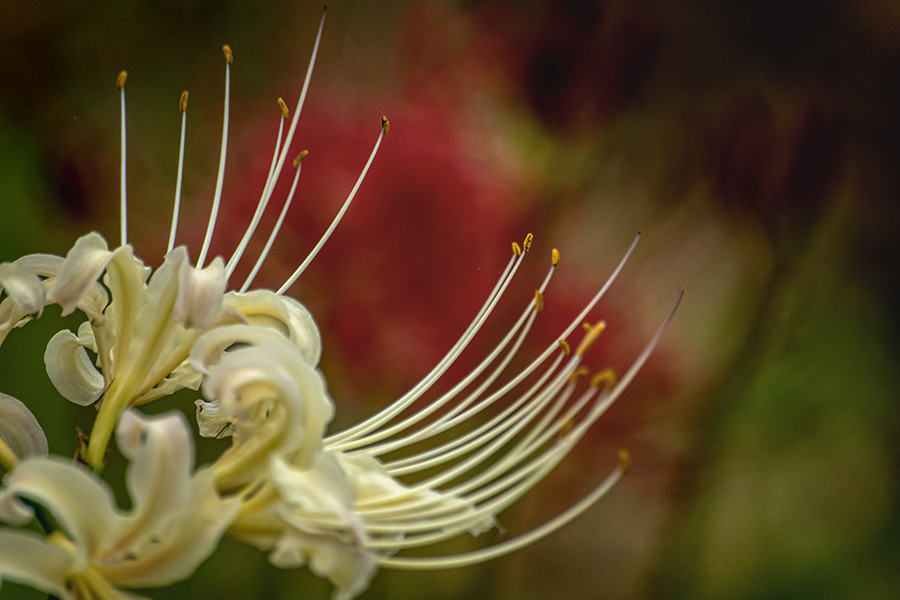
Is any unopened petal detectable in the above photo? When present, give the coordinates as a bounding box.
[174,254,226,330]
[44,327,105,406]
[0,393,48,460]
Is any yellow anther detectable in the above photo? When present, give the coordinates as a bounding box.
[523,233,534,253]
[558,340,571,355]
[179,90,189,112]
[116,70,127,90]
[575,320,606,355]
[277,98,290,119]
[223,45,234,64]
[512,241,522,256]
[568,365,589,384]
[558,418,575,439]
[551,248,561,266]
[292,150,309,168]
[582,321,592,333]
[589,368,617,390]
[618,448,632,475]
[534,289,544,312]
[381,116,390,134]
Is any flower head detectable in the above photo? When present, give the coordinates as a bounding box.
[0,10,678,600]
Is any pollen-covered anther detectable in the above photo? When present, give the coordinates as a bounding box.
[116,70,127,90]
[568,365,590,384]
[222,44,234,64]
[179,90,189,112]
[523,233,534,253]
[533,289,544,312]
[292,150,309,168]
[558,339,571,355]
[575,320,607,355]
[381,115,390,134]
[511,241,522,256]
[277,97,289,119]
[589,368,617,390]
[558,417,575,439]
[618,448,632,475]
[551,248,561,266]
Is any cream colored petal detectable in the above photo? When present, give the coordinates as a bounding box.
[47,232,114,316]
[223,290,322,365]
[0,262,45,315]
[0,457,123,558]
[44,327,105,406]
[135,363,201,405]
[98,410,239,587]
[196,328,334,468]
[269,453,377,600]
[13,253,64,277]
[174,254,226,329]
[0,393,48,459]
[0,530,75,599]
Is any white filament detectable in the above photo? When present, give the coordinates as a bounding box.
[276,124,385,294]
[168,107,188,253]
[119,83,128,247]
[197,56,231,268]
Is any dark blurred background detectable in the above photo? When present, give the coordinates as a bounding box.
[1,1,898,598]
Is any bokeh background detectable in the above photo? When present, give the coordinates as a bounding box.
[1,1,899,598]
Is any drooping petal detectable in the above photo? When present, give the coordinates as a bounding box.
[0,393,48,460]
[222,290,322,365]
[0,262,45,315]
[47,232,114,315]
[0,530,76,599]
[174,253,226,329]
[44,323,105,406]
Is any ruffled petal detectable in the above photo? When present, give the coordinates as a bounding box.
[0,262,45,315]
[174,253,226,329]
[97,410,240,587]
[47,232,114,316]
[268,453,377,600]
[44,323,105,406]
[0,393,48,460]
[0,530,76,598]
[222,290,322,365]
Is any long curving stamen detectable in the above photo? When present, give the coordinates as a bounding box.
[167,91,189,253]
[276,117,389,294]
[337,254,558,454]
[368,293,680,562]
[329,234,638,450]
[226,99,290,277]
[117,70,128,247]
[240,151,308,292]
[197,45,233,268]
[378,455,627,568]
[325,240,529,446]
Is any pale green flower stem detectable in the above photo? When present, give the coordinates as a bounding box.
[85,332,197,470]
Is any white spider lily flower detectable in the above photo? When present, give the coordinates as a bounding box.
[0,393,48,469]
[0,410,240,599]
